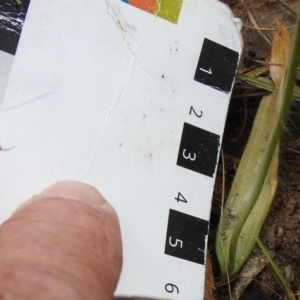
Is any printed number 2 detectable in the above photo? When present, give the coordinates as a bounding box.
[189,106,203,118]
[183,149,196,161]
[169,237,183,248]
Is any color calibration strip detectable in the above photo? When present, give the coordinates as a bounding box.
[121,0,183,24]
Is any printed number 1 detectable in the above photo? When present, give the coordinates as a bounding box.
[200,67,212,74]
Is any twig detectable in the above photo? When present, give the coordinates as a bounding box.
[277,0,297,17]
[243,24,294,31]
[240,0,271,45]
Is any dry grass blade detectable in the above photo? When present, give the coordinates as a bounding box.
[240,0,271,45]
[270,22,291,87]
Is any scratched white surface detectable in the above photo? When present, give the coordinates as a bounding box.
[0,51,13,108]
[0,0,242,299]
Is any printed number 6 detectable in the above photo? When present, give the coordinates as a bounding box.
[169,237,183,248]
[183,149,196,161]
[165,283,179,294]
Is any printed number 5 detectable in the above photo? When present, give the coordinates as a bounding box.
[169,237,183,248]
[183,149,196,161]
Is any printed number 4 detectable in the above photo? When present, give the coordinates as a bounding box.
[175,192,187,203]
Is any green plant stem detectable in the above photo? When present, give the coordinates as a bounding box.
[279,5,300,117]
[256,237,295,300]
[253,10,300,299]
[236,73,300,100]
[216,6,300,276]
[250,3,300,227]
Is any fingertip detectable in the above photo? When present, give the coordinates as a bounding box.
[14,181,117,217]
[39,181,105,205]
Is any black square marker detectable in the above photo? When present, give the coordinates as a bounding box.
[165,209,208,265]
[177,123,220,177]
[194,38,239,94]
[0,0,31,55]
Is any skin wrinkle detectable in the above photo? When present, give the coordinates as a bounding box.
[0,261,86,300]
[0,199,116,254]
[102,215,117,264]
[3,206,118,255]
[11,197,113,223]
[0,224,105,298]
[0,221,117,294]
[0,194,122,300]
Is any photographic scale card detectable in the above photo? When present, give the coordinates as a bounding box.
[0,0,242,299]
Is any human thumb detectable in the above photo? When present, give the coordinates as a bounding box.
[0,181,122,300]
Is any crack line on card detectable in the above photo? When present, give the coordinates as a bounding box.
[79,54,135,180]
[104,0,163,82]
[1,91,57,112]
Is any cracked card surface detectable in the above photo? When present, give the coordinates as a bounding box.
[0,0,242,299]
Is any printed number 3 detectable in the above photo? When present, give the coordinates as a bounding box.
[183,149,196,161]
[169,237,183,248]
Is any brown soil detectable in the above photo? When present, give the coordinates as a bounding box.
[208,1,300,299]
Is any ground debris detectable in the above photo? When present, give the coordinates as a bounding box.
[232,249,276,300]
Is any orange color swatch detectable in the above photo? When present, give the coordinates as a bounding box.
[129,0,156,13]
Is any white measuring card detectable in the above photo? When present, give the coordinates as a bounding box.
[0,0,242,299]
